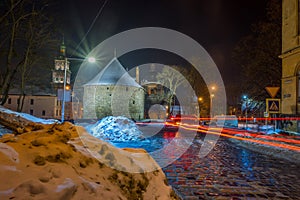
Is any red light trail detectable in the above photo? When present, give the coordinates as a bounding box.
[169,122,300,152]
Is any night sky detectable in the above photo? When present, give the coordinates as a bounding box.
[55,0,270,86]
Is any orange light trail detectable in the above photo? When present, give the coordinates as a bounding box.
[178,124,300,152]
[137,120,300,152]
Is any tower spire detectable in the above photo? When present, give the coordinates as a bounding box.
[59,34,66,58]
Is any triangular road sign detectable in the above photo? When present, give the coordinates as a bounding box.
[269,101,279,111]
[265,87,280,98]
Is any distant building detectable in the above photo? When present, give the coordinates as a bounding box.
[280,0,300,131]
[83,58,144,120]
[142,81,168,119]
[1,39,81,121]
[3,94,61,119]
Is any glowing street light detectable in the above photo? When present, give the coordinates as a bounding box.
[210,85,216,117]
[61,56,96,122]
[88,57,96,63]
[242,95,248,129]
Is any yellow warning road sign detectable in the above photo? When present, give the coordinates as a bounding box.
[265,87,280,98]
[266,98,280,113]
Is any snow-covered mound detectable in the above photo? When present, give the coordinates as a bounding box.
[0,106,58,125]
[0,122,179,200]
[88,116,144,142]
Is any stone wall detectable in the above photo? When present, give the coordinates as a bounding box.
[83,85,144,120]
[281,0,300,115]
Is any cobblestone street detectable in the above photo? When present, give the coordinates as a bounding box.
[163,136,300,199]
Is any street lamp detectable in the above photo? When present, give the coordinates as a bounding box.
[198,97,203,117]
[210,94,215,117]
[242,95,248,129]
[210,85,216,117]
[61,56,96,122]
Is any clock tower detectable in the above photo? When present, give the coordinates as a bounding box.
[51,38,71,92]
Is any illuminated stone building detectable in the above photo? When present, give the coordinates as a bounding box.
[280,0,300,130]
[83,58,144,120]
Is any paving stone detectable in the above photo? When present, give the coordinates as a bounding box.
[162,137,300,199]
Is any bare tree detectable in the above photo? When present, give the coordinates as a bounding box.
[232,0,281,103]
[156,66,186,115]
[0,0,36,105]
[0,0,58,108]
[16,3,57,111]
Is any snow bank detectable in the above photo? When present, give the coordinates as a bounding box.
[229,132,300,164]
[0,107,179,199]
[0,106,58,125]
[88,116,144,142]
[0,122,179,200]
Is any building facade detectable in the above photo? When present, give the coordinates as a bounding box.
[280,0,300,131]
[83,58,144,120]
[281,0,300,114]
[3,94,61,119]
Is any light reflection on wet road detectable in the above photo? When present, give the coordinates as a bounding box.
[162,133,300,199]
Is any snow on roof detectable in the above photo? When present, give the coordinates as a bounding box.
[84,58,141,88]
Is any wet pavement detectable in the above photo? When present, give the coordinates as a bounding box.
[162,135,300,200]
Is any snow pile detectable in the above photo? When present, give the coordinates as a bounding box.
[0,122,179,200]
[0,124,12,137]
[88,116,144,142]
[229,132,300,163]
[0,107,179,199]
[0,106,58,125]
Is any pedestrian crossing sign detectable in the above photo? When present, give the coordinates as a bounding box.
[266,98,280,113]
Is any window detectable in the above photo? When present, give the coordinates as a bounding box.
[133,100,135,104]
[42,110,46,116]
[8,98,11,104]
[30,99,34,105]
[30,109,33,115]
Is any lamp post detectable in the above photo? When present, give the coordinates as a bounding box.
[243,95,248,129]
[198,97,203,117]
[61,56,96,122]
[210,86,216,117]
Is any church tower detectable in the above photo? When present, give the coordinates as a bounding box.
[51,38,71,93]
